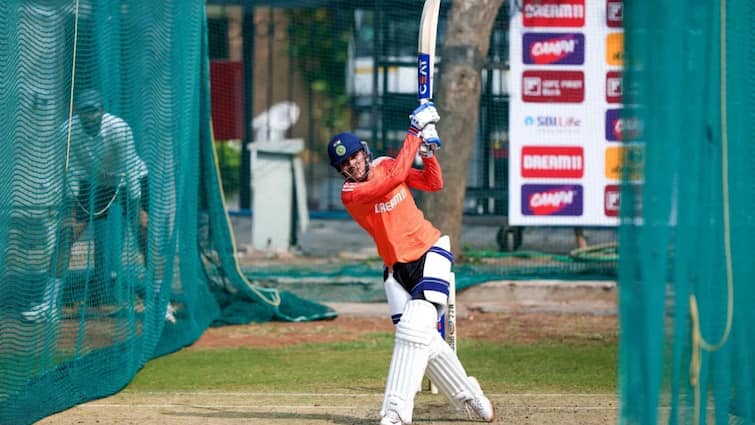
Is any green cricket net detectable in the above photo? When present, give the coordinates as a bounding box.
[619,0,755,424]
[0,2,334,424]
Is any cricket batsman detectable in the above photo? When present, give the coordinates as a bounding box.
[327,102,495,425]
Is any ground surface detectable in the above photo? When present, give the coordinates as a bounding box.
[40,311,618,425]
[192,311,617,348]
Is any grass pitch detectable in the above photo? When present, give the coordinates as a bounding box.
[128,333,616,394]
[40,313,618,424]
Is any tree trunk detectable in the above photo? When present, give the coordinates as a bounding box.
[423,0,504,258]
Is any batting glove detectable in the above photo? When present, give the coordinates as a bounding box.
[419,123,441,157]
[419,142,438,158]
[410,102,440,131]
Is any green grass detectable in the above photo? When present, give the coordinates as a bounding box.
[127,332,616,394]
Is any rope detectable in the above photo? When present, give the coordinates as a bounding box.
[64,0,80,175]
[71,176,124,219]
[208,123,281,308]
[569,242,618,262]
[689,2,734,423]
[63,0,120,219]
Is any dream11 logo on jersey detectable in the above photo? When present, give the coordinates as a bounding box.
[522,0,586,27]
[523,33,585,65]
[521,184,583,216]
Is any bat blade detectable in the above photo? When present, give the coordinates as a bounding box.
[417,0,440,103]
[447,271,457,352]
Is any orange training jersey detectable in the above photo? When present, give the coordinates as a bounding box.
[341,133,443,266]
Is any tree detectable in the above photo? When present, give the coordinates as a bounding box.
[423,0,505,257]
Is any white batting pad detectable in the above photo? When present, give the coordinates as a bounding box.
[425,331,481,409]
[384,272,411,324]
[419,235,453,305]
[381,299,438,423]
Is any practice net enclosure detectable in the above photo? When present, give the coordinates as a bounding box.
[619,1,755,424]
[0,2,334,424]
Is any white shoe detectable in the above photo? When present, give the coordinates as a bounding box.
[466,376,495,422]
[22,302,57,323]
[380,410,403,425]
[165,303,177,324]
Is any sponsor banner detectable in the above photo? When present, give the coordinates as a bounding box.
[604,184,620,216]
[523,114,582,134]
[606,71,622,103]
[604,145,645,181]
[521,184,584,216]
[522,0,586,27]
[523,33,585,65]
[509,0,625,226]
[606,33,624,66]
[521,146,584,178]
[605,108,643,141]
[606,0,623,27]
[522,70,584,103]
[604,183,644,217]
[605,109,621,141]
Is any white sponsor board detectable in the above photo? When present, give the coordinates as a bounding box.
[508,0,625,226]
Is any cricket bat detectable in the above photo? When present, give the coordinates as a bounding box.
[420,0,442,394]
[447,272,457,353]
[417,0,440,104]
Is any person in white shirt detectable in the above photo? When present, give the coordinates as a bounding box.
[22,89,161,322]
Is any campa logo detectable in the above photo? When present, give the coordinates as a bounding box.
[523,0,586,27]
[521,184,583,216]
[605,108,643,141]
[523,33,585,65]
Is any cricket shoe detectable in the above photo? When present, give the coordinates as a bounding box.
[380,410,403,425]
[465,376,495,422]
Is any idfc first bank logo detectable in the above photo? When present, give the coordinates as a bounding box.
[522,70,584,103]
[523,33,585,65]
[523,0,586,27]
[606,0,623,27]
[521,184,583,216]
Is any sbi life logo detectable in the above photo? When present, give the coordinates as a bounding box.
[524,115,581,128]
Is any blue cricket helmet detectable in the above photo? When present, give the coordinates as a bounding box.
[327,132,371,169]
